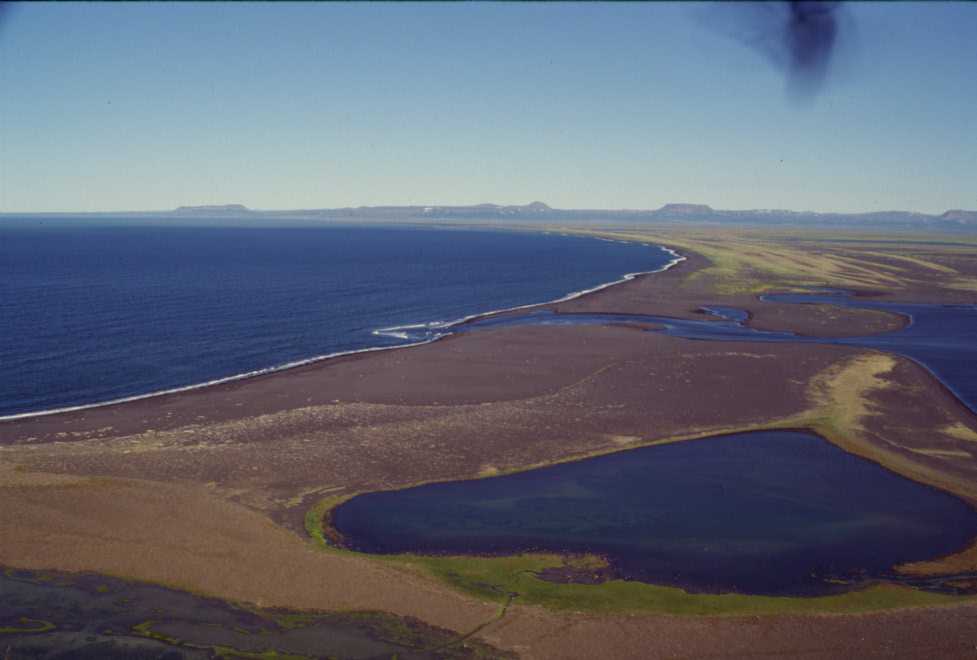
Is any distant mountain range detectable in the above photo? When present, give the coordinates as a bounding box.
[172,204,251,215]
[174,201,977,230]
[7,202,977,231]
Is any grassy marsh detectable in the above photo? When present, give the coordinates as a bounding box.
[559,227,977,295]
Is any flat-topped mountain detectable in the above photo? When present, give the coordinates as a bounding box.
[420,201,553,218]
[173,204,253,215]
[399,201,977,229]
[655,203,714,216]
[7,202,976,231]
[942,210,977,224]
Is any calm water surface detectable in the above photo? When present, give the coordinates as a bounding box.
[333,431,977,595]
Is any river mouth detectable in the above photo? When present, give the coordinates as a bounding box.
[331,430,977,596]
[397,293,977,416]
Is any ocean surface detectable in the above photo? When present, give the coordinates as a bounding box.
[0,222,672,418]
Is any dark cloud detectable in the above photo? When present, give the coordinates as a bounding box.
[784,2,840,97]
[696,1,849,102]
[0,2,14,40]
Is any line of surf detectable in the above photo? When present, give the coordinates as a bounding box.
[373,244,685,339]
[0,241,684,423]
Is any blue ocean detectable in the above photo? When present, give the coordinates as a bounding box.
[0,222,672,417]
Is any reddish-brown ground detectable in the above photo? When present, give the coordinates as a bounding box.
[3,231,977,658]
[1,327,874,531]
[485,602,977,659]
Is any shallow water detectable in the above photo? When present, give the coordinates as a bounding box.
[0,568,503,659]
[332,431,977,596]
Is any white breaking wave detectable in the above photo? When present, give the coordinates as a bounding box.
[372,243,685,339]
[1,241,685,423]
[0,340,435,422]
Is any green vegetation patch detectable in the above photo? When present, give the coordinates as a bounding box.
[393,553,961,616]
[304,493,354,551]
[131,620,180,645]
[135,620,311,660]
[214,647,309,660]
[268,612,320,631]
[0,617,56,634]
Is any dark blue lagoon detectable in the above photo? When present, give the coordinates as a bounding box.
[332,431,977,596]
[0,223,673,417]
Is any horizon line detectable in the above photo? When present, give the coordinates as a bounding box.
[0,201,972,217]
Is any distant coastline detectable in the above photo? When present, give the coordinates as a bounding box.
[2,201,975,230]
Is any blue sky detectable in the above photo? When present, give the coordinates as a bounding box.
[1,2,975,213]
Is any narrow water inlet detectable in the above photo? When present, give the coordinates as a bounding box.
[448,294,977,416]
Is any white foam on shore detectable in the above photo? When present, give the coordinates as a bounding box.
[1,241,685,423]
[0,341,435,422]
[373,243,685,338]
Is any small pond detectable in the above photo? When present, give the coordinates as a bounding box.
[332,431,977,596]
